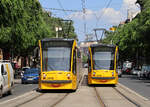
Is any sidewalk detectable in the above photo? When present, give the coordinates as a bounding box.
[14,79,21,84]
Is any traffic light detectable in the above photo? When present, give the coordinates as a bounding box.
[109,27,116,31]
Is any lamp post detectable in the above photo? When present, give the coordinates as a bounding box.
[55,27,62,38]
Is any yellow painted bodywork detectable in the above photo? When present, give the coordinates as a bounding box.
[88,46,118,85]
[88,70,118,85]
[38,40,79,90]
[39,71,76,90]
[6,64,11,88]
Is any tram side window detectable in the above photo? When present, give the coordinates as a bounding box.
[1,64,6,75]
[77,49,81,58]
[116,50,119,70]
[73,50,76,75]
[88,54,91,72]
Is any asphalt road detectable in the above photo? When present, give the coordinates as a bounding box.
[119,74,150,100]
[0,80,38,102]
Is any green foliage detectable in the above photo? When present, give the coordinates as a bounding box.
[103,0,150,64]
[43,11,77,39]
[82,54,88,63]
[0,0,77,57]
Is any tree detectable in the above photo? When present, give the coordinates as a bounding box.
[103,0,150,64]
[0,0,51,58]
[0,0,77,59]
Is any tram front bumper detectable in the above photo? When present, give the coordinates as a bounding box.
[89,77,117,84]
[41,80,72,83]
[92,77,115,79]
[39,80,75,90]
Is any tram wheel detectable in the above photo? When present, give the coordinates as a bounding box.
[111,84,116,87]
[0,88,3,98]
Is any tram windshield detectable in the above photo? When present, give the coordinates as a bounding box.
[42,47,71,71]
[93,48,115,70]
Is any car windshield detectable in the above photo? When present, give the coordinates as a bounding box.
[24,68,39,74]
[42,47,71,71]
[142,65,150,71]
[93,52,114,70]
[23,68,30,71]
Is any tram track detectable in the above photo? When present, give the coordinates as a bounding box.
[94,86,141,107]
[94,87,106,107]
[15,92,45,107]
[113,87,141,107]
[14,70,83,107]
[50,93,70,107]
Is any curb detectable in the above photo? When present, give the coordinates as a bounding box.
[118,83,149,101]
[14,79,21,84]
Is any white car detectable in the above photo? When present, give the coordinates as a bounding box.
[117,66,122,77]
[0,61,14,97]
[131,68,141,75]
[117,69,122,77]
[137,65,150,79]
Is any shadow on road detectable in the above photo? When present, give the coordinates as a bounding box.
[36,88,75,93]
[81,75,116,87]
[81,75,88,86]
[120,74,150,85]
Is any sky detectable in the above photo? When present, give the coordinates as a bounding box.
[39,0,140,41]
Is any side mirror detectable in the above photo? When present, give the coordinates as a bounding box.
[2,70,7,75]
[1,65,7,75]
[83,63,88,68]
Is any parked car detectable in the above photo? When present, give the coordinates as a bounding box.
[122,61,133,74]
[131,68,141,75]
[83,63,88,68]
[117,66,122,77]
[21,68,39,84]
[0,61,14,97]
[144,65,150,78]
[138,65,150,79]
[20,66,30,77]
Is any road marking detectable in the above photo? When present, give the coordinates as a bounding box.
[118,83,149,101]
[0,90,35,105]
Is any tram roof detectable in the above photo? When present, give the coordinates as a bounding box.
[40,38,75,48]
[41,38,74,42]
[90,44,116,48]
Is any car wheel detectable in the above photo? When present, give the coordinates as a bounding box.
[7,89,12,95]
[148,74,150,79]
[21,81,24,84]
[0,87,3,98]
[111,84,116,87]
[139,76,142,80]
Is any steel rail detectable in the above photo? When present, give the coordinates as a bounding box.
[15,92,44,107]
[50,93,69,107]
[94,87,106,107]
[113,87,141,107]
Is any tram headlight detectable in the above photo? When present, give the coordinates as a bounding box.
[67,74,71,77]
[67,73,71,79]
[93,72,96,76]
[43,73,46,79]
[112,72,114,76]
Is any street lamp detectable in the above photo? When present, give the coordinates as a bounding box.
[55,27,62,38]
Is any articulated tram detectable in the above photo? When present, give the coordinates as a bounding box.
[88,44,118,85]
[38,38,81,90]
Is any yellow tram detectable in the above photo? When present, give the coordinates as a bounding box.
[38,38,81,90]
[88,44,118,85]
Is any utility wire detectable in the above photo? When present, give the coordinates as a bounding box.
[92,0,112,42]
[44,7,82,12]
[95,0,112,27]
[56,0,77,20]
[57,0,68,16]
[81,0,87,37]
